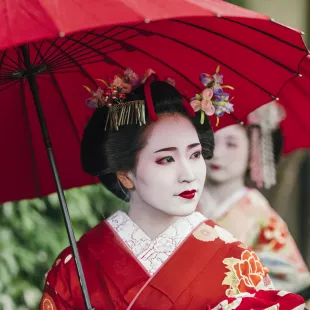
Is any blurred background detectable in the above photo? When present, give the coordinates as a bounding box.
[0,0,309,309]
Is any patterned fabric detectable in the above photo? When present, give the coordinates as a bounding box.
[39,213,306,309]
[107,211,205,275]
[212,188,310,293]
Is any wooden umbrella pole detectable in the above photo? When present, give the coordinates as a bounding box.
[20,45,94,310]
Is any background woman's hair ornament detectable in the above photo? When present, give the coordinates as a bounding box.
[190,65,234,126]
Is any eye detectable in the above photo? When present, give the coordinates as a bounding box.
[156,156,175,165]
[190,151,202,159]
[227,142,237,148]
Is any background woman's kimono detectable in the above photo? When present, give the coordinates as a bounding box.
[200,188,310,293]
[40,211,306,309]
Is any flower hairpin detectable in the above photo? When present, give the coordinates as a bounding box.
[190,66,234,126]
[83,68,175,130]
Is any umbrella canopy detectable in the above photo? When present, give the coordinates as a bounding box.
[0,2,309,204]
[279,54,310,154]
[0,0,263,51]
[1,1,310,308]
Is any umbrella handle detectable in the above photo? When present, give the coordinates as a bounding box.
[20,45,94,310]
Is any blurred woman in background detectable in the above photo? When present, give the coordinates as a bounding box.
[199,101,310,295]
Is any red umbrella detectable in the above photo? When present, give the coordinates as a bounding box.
[279,54,310,154]
[1,0,310,308]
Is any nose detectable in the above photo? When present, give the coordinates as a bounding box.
[177,160,195,183]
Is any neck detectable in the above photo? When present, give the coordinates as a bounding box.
[204,177,245,205]
[128,195,182,239]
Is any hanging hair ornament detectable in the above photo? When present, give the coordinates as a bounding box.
[190,65,234,126]
[83,68,176,131]
[247,101,286,189]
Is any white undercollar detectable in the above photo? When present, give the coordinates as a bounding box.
[107,211,205,275]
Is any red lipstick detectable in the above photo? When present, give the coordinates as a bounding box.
[178,190,196,200]
[210,164,221,171]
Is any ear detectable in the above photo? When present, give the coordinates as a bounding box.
[116,171,134,189]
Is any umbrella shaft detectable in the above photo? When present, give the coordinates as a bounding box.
[20,45,94,310]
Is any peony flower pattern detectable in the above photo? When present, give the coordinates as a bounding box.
[193,223,238,244]
[258,216,288,251]
[222,250,269,296]
[192,223,218,242]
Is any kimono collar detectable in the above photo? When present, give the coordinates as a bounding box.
[107,211,205,275]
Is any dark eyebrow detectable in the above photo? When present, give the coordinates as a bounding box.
[154,143,201,153]
[188,143,201,149]
[154,147,176,153]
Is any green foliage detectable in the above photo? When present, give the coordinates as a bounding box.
[224,0,247,8]
[0,185,126,310]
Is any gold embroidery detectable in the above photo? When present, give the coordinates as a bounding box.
[40,293,57,310]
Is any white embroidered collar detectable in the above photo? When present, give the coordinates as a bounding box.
[107,211,205,275]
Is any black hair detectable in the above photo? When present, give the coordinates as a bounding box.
[81,80,214,200]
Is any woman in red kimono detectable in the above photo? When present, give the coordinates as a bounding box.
[40,68,307,309]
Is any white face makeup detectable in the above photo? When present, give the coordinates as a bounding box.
[206,124,249,184]
[130,114,206,217]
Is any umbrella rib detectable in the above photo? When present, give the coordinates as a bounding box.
[0,75,16,83]
[276,53,308,97]
[0,80,19,93]
[40,34,87,66]
[48,70,83,145]
[172,19,300,74]
[34,42,83,145]
[222,17,307,52]
[41,26,130,67]
[36,37,62,66]
[32,41,45,67]
[86,32,201,91]
[0,50,7,71]
[123,25,277,98]
[49,47,125,71]
[42,41,97,88]
[0,65,16,72]
[50,53,122,72]
[0,52,19,70]
[46,26,138,69]
[14,47,26,67]
[19,78,42,197]
[54,36,127,71]
[43,30,105,66]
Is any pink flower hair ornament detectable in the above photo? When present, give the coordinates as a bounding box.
[83,68,177,130]
[190,65,234,126]
[83,66,232,130]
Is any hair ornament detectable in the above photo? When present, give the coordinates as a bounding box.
[247,101,286,189]
[190,65,234,126]
[83,66,232,131]
[83,68,176,131]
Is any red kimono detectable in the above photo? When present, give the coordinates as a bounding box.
[40,211,306,309]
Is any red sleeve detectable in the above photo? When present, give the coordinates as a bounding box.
[39,247,78,309]
[40,284,72,310]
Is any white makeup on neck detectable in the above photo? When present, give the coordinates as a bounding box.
[127,113,206,238]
